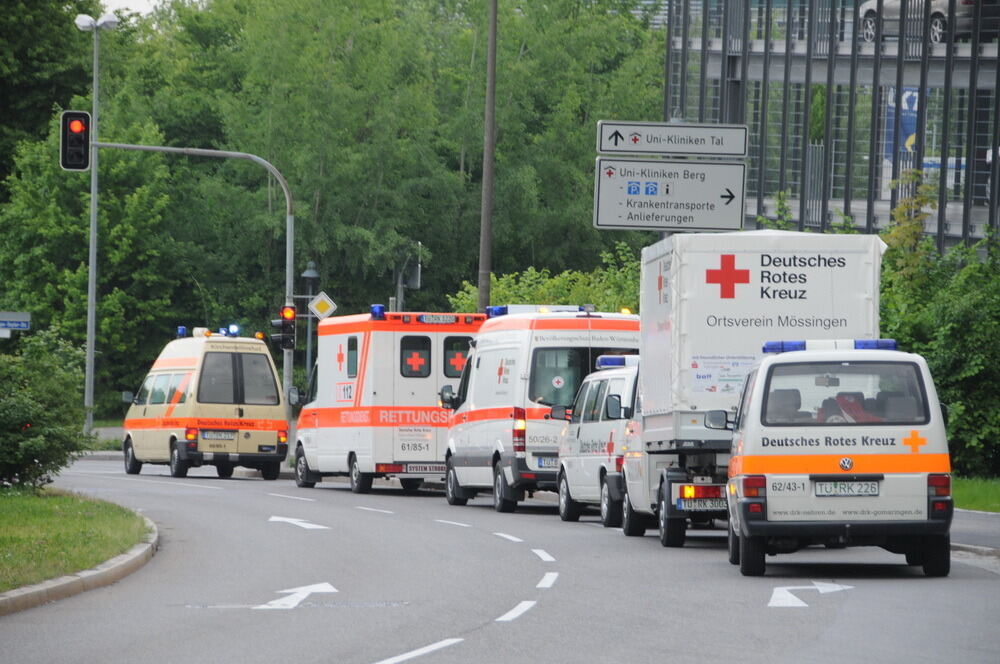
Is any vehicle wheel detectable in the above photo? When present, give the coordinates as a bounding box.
[294,447,316,488]
[349,456,373,494]
[600,479,623,528]
[123,439,142,475]
[658,488,686,547]
[216,462,234,479]
[558,473,582,522]
[493,463,516,513]
[260,461,280,481]
[905,550,924,566]
[860,12,879,43]
[400,478,422,493]
[169,443,189,478]
[928,15,946,44]
[445,459,468,506]
[621,488,646,537]
[739,533,766,576]
[922,535,951,577]
[728,521,740,565]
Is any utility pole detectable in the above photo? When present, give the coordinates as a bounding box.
[476,0,497,312]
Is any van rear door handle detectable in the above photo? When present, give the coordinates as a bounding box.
[238,407,244,418]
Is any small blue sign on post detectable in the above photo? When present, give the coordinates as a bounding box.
[0,312,30,337]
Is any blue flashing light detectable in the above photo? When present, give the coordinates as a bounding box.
[596,355,627,370]
[218,327,228,336]
[176,325,188,338]
[486,305,509,318]
[370,304,386,320]
[762,340,806,353]
[855,338,897,350]
[228,323,240,336]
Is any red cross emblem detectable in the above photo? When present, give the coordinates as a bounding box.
[606,431,615,458]
[605,168,615,177]
[336,344,345,372]
[405,352,426,373]
[497,360,506,383]
[706,254,750,299]
[449,352,466,373]
[630,133,640,144]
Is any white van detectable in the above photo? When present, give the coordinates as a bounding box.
[293,306,485,492]
[551,355,638,526]
[711,339,953,577]
[439,306,639,512]
[122,327,288,479]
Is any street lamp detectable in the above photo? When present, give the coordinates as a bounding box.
[75,12,119,434]
[301,261,320,373]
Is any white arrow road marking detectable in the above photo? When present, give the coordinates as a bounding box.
[768,580,854,608]
[251,583,337,609]
[252,582,338,610]
[495,600,537,622]
[268,516,329,530]
[537,572,559,589]
[532,549,556,562]
[372,638,464,664]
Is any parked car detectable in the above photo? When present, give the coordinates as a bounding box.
[858,0,999,44]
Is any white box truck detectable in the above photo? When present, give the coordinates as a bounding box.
[626,230,885,546]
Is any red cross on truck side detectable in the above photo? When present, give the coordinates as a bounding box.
[706,254,750,299]
[405,351,426,373]
[449,352,466,372]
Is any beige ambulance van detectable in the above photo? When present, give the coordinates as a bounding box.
[122,327,288,479]
[711,339,953,577]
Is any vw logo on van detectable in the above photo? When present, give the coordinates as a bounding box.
[839,457,854,471]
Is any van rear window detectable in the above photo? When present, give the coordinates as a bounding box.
[762,361,928,426]
[197,352,279,405]
[529,347,636,406]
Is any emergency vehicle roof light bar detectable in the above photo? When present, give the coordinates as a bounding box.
[762,339,898,353]
[596,354,640,370]
[177,325,188,338]
[486,305,508,318]
[370,304,387,320]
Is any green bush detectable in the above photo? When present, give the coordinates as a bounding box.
[0,331,91,487]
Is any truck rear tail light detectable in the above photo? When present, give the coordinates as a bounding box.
[748,503,764,514]
[742,475,766,497]
[277,430,288,444]
[376,464,404,473]
[512,407,526,454]
[927,474,950,497]
[184,427,198,441]
[680,484,723,499]
[615,456,624,473]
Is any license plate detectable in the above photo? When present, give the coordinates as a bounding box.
[536,456,558,469]
[201,430,236,441]
[677,498,728,511]
[405,463,445,474]
[815,481,879,497]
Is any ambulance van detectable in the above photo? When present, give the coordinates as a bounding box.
[293,306,485,493]
[551,354,639,527]
[710,339,953,577]
[122,327,288,479]
[439,306,640,512]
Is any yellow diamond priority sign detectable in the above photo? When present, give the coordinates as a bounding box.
[308,292,337,320]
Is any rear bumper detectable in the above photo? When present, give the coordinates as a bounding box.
[510,458,557,491]
[738,499,952,539]
[180,444,287,466]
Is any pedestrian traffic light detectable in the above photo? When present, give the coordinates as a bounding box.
[60,111,91,171]
[270,305,296,350]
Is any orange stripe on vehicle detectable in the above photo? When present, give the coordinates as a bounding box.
[318,314,485,336]
[123,417,287,431]
[152,356,198,369]
[483,317,638,332]
[353,331,372,407]
[164,373,193,417]
[729,453,951,477]
[448,407,556,426]
[297,406,452,429]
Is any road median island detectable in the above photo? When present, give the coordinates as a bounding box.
[0,490,158,616]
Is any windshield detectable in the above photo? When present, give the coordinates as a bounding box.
[762,361,928,427]
[528,346,636,406]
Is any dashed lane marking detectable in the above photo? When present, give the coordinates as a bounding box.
[371,638,464,664]
[532,549,556,562]
[494,532,523,542]
[356,506,394,514]
[268,493,316,502]
[495,601,537,622]
[435,519,472,527]
[536,572,559,589]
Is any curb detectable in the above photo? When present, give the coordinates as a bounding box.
[951,542,1000,559]
[0,516,159,617]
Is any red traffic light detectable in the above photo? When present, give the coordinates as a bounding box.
[280,305,296,321]
[68,119,87,134]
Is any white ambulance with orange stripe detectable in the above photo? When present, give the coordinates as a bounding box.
[439,306,640,512]
[122,326,288,479]
[293,306,485,493]
[711,339,953,577]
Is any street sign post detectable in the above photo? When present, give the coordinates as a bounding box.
[0,312,31,339]
[593,157,746,232]
[597,121,748,157]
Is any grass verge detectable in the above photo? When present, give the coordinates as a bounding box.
[0,488,149,593]
[953,477,1000,513]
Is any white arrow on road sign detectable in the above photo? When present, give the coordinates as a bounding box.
[252,582,338,610]
[768,580,854,608]
[268,516,330,530]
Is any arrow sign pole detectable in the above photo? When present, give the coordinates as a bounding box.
[252,583,338,610]
[768,580,853,608]
[269,516,330,530]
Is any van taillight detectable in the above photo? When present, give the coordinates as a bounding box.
[512,407,526,454]
[184,427,198,441]
[277,430,288,444]
[742,475,766,497]
[615,456,624,473]
[680,484,723,499]
[376,464,404,473]
[928,474,950,497]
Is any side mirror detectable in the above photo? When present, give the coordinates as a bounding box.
[704,409,731,430]
[287,386,301,407]
[121,391,135,404]
[549,405,571,421]
[439,385,456,410]
[605,394,623,420]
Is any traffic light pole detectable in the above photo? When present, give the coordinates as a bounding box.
[83,26,101,433]
[96,141,296,420]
